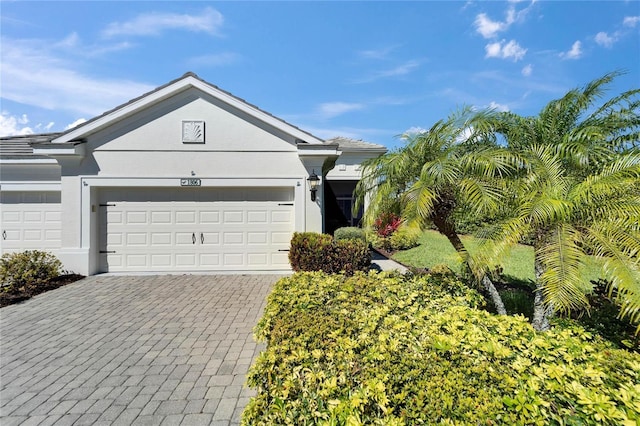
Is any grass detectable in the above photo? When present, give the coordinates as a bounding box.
[393,230,606,291]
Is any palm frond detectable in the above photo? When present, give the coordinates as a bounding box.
[537,224,589,314]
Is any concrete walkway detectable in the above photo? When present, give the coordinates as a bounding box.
[0,274,279,426]
[370,250,409,273]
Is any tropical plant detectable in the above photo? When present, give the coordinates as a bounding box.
[479,72,640,331]
[355,108,512,314]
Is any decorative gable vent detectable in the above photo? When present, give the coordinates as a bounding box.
[182,120,205,143]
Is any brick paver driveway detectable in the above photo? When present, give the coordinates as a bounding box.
[0,274,280,426]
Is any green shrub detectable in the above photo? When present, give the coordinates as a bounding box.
[1,250,62,293]
[289,232,371,275]
[367,226,420,252]
[334,226,366,242]
[389,226,420,250]
[329,239,371,275]
[244,272,640,425]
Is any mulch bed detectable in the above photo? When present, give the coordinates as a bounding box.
[0,274,86,308]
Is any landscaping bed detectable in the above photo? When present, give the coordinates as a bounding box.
[244,271,640,425]
[1,273,85,307]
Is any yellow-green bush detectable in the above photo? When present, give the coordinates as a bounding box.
[1,250,62,293]
[244,272,640,425]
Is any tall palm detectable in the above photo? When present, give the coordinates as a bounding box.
[481,72,640,331]
[355,108,511,314]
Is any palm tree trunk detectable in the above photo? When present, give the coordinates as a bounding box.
[432,215,507,315]
[531,255,553,331]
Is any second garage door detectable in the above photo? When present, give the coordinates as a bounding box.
[99,188,294,272]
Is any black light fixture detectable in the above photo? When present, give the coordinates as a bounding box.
[307,169,320,201]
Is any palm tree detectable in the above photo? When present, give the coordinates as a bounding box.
[481,72,640,331]
[355,108,511,314]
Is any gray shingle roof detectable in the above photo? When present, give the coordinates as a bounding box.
[325,137,387,152]
[0,133,62,159]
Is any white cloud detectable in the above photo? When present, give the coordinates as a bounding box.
[521,64,533,76]
[623,16,640,28]
[475,13,508,39]
[102,7,224,38]
[485,40,527,61]
[354,59,421,83]
[403,126,428,135]
[1,37,155,116]
[358,45,398,60]
[0,112,33,136]
[56,32,80,48]
[65,118,87,130]
[595,31,616,48]
[187,52,241,67]
[561,41,582,59]
[316,102,364,119]
[474,1,535,39]
[488,101,510,112]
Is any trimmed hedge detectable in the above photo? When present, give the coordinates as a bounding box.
[1,250,62,293]
[334,227,366,242]
[244,272,640,425]
[289,232,371,275]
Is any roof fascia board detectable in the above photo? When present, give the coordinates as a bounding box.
[297,144,342,158]
[52,75,325,145]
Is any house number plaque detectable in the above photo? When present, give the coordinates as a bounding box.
[180,178,201,186]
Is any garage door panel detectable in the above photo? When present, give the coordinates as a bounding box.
[126,211,147,224]
[199,253,220,267]
[45,230,62,242]
[271,210,293,223]
[107,211,123,224]
[1,192,62,253]
[248,253,268,266]
[223,232,244,245]
[2,211,21,223]
[151,254,172,267]
[45,211,61,222]
[199,211,220,224]
[175,211,197,224]
[272,232,291,244]
[100,188,294,272]
[248,232,267,244]
[2,230,21,242]
[175,232,195,246]
[151,233,172,245]
[106,254,123,267]
[247,211,268,223]
[126,254,148,268]
[200,232,220,245]
[126,233,147,245]
[24,211,43,222]
[24,230,43,241]
[271,252,290,267]
[223,253,244,266]
[151,211,172,224]
[176,253,197,267]
[223,210,244,223]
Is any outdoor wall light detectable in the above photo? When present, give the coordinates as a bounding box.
[307,170,320,201]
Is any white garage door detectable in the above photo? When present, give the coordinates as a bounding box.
[0,191,62,254]
[99,188,294,272]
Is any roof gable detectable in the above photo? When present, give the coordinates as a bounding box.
[52,72,324,146]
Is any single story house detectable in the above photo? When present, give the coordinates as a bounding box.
[0,72,386,275]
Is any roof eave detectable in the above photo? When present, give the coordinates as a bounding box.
[51,74,325,146]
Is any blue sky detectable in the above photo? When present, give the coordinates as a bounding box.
[1,1,639,148]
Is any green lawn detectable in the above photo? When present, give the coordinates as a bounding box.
[393,230,605,291]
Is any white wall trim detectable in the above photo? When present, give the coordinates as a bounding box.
[0,182,62,192]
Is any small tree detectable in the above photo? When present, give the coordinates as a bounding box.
[481,72,640,331]
[355,108,512,314]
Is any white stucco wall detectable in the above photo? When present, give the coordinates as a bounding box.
[48,85,329,274]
